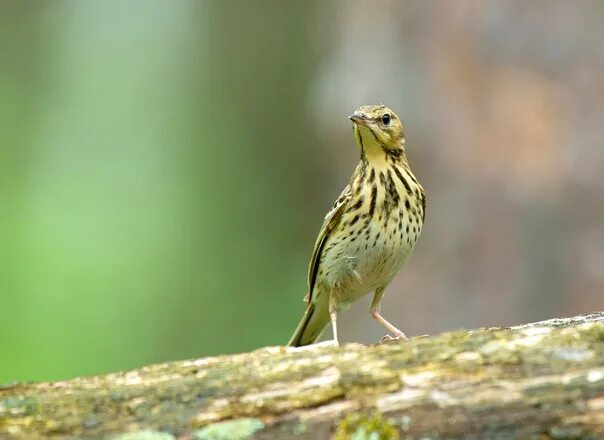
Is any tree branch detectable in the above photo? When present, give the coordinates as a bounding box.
[1,312,603,439]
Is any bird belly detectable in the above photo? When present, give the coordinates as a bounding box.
[318,215,416,308]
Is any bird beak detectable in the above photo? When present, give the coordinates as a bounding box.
[348,111,368,126]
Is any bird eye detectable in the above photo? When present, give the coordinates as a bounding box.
[382,113,391,125]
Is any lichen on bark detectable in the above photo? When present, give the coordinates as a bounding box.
[1,312,603,439]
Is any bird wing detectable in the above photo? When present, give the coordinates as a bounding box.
[306,184,352,303]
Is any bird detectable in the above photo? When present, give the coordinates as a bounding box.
[288,104,425,347]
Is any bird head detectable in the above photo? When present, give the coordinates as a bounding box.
[349,105,405,157]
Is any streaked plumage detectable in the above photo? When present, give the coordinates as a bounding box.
[288,105,425,346]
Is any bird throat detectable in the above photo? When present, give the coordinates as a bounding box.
[354,124,406,169]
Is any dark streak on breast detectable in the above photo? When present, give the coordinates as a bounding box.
[348,197,364,212]
[369,184,377,218]
[386,170,399,204]
[369,168,376,184]
[392,166,412,195]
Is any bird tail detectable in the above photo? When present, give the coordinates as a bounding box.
[287,300,330,347]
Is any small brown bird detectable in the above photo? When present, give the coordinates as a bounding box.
[288,105,425,346]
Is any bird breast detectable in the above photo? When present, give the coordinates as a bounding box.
[318,206,419,304]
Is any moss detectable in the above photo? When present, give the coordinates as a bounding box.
[0,396,37,416]
[111,430,175,440]
[193,418,265,440]
[292,422,308,435]
[334,412,399,440]
[575,322,604,342]
[399,415,411,432]
[1,315,601,439]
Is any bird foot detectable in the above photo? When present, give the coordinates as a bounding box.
[378,332,408,344]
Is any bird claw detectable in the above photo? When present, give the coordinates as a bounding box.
[378,332,408,344]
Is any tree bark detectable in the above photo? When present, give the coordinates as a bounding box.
[1,312,603,440]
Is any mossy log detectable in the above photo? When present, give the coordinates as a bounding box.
[1,313,603,440]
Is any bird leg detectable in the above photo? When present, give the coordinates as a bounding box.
[370,287,408,341]
[329,289,339,345]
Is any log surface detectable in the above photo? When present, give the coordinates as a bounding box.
[1,312,603,440]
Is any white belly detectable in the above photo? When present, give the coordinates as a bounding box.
[317,211,418,308]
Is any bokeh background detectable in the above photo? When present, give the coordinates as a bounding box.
[1,1,603,382]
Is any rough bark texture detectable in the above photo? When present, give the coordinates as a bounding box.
[1,313,603,440]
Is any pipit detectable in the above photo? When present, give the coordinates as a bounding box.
[288,105,425,346]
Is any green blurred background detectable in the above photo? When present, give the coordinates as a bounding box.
[1,1,603,382]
